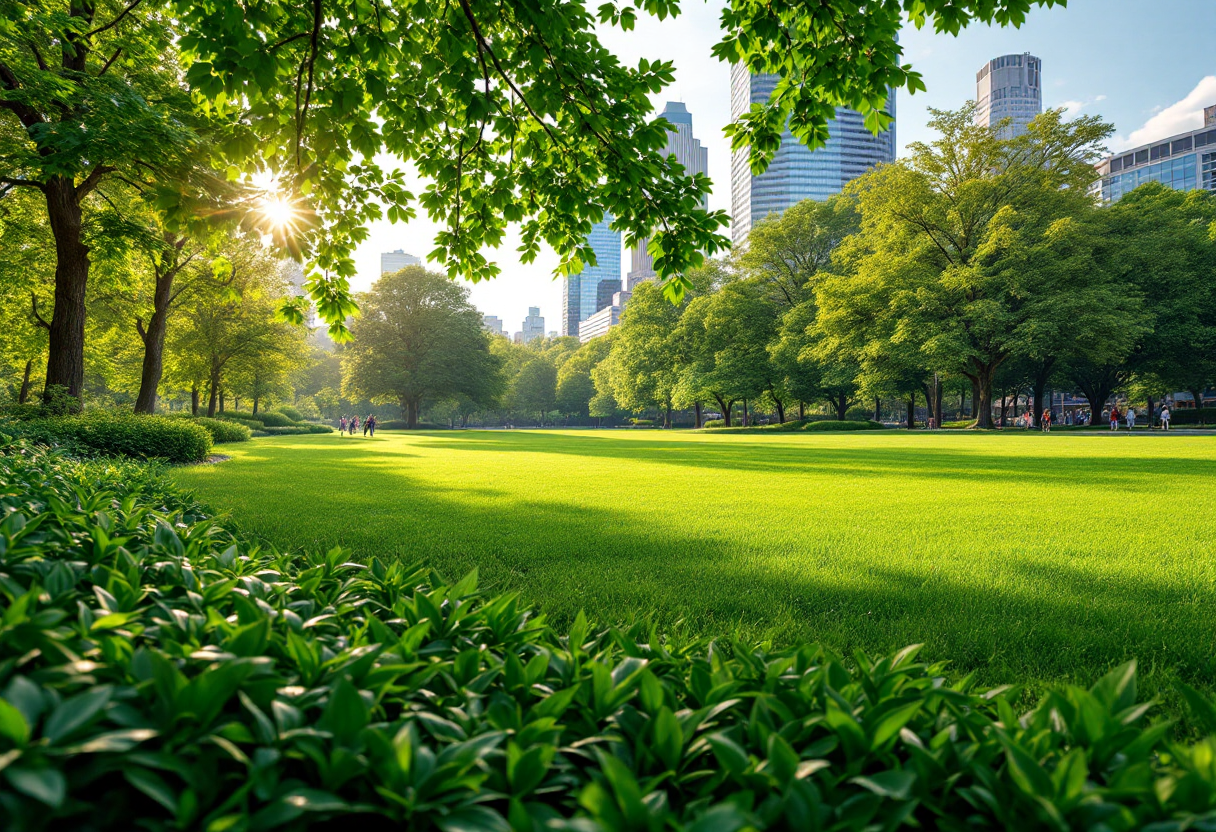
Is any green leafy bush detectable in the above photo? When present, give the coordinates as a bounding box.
[702,418,740,428]
[273,405,304,422]
[193,417,251,444]
[7,440,1216,830]
[252,411,297,428]
[0,403,42,422]
[217,416,266,430]
[702,420,809,434]
[3,411,211,462]
[260,424,334,436]
[804,419,885,431]
[1169,407,1216,425]
[630,418,655,426]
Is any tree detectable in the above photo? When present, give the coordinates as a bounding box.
[608,281,683,427]
[5,0,1066,404]
[556,336,613,418]
[341,266,501,428]
[513,359,558,424]
[820,105,1114,428]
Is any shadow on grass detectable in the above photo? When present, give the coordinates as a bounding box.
[185,434,1216,708]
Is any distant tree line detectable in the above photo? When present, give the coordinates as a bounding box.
[340,106,1216,431]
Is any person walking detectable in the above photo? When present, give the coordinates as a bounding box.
[1110,407,1119,431]
[1161,405,1171,431]
[363,415,371,436]
[368,414,376,436]
[1041,408,1052,432]
[339,416,347,435]
[1126,407,1136,431]
[351,415,359,436]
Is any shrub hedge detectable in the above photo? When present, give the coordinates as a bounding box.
[1169,408,1216,426]
[6,439,1216,830]
[273,405,305,423]
[193,417,251,444]
[1,412,211,463]
[804,419,885,431]
[259,424,334,436]
[251,411,297,428]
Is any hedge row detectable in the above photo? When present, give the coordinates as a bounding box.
[0,412,211,463]
[5,440,1216,830]
[258,424,333,436]
[804,420,885,431]
[1169,408,1216,426]
[192,417,251,444]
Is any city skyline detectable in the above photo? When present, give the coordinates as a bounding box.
[349,0,1216,326]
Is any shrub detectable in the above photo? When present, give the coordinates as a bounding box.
[845,405,874,421]
[193,417,251,444]
[0,402,42,422]
[259,424,334,436]
[6,440,1216,830]
[1170,407,1216,425]
[3,411,211,462]
[804,419,885,431]
[630,418,655,426]
[702,418,741,428]
[252,410,297,427]
[274,405,304,422]
[217,415,265,430]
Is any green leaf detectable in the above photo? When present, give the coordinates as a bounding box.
[44,686,112,744]
[653,706,683,771]
[5,766,66,808]
[0,698,30,746]
[870,700,923,749]
[850,768,916,800]
[125,767,178,813]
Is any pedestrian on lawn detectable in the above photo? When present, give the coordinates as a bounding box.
[1110,408,1119,431]
[351,415,359,435]
[1041,409,1052,432]
[1126,408,1136,431]
[1161,405,1171,431]
[370,415,377,436]
[363,415,371,436]
[339,416,347,434]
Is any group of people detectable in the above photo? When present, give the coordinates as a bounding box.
[338,415,377,437]
[1003,403,1175,431]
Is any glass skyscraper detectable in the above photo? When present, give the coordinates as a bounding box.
[628,102,710,289]
[562,214,621,337]
[974,53,1042,138]
[730,67,896,249]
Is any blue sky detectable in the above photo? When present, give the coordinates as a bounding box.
[353,0,1216,333]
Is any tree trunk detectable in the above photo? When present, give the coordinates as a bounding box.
[1146,394,1154,429]
[191,386,199,416]
[974,371,996,429]
[664,398,672,429]
[921,382,935,426]
[798,401,805,420]
[773,397,785,424]
[17,360,32,404]
[713,395,732,427]
[741,399,749,427]
[935,383,943,429]
[906,393,915,428]
[206,370,220,417]
[407,397,419,429]
[694,401,702,429]
[834,393,848,421]
[43,178,89,405]
[253,396,261,415]
[219,389,226,413]
[874,396,881,423]
[999,386,1008,427]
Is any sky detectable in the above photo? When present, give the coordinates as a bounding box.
[351,0,1216,334]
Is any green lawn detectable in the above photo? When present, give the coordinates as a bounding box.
[174,429,1216,703]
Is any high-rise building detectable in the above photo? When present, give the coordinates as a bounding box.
[578,291,631,343]
[482,315,504,336]
[521,307,545,344]
[1095,107,1216,203]
[730,68,896,249]
[561,215,621,337]
[974,53,1042,138]
[380,249,420,274]
[627,102,710,289]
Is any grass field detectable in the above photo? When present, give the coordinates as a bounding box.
[174,429,1216,703]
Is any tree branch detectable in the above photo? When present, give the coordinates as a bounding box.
[85,0,145,38]
[31,294,51,330]
[135,316,148,343]
[26,39,48,72]
[1,177,45,193]
[75,164,116,200]
[98,47,122,76]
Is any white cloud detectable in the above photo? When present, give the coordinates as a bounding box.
[1059,100,1086,117]
[1095,95,1107,102]
[1115,76,1216,150]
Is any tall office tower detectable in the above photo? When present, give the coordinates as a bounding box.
[380,249,420,274]
[974,53,1042,138]
[561,215,621,336]
[730,68,896,249]
[482,315,504,336]
[627,102,710,289]
[521,307,546,344]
